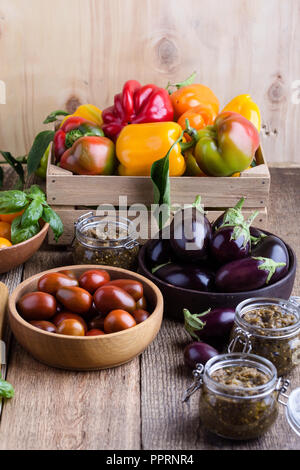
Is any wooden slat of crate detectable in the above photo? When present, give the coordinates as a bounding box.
[48,206,268,246]
[46,146,270,208]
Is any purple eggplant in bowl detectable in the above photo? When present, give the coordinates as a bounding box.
[138,230,296,321]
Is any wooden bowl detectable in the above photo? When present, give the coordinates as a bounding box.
[138,231,297,322]
[0,222,49,274]
[8,265,164,370]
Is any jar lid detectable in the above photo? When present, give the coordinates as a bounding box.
[286,387,300,436]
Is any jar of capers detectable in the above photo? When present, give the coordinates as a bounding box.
[73,212,140,270]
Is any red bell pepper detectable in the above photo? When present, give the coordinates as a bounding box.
[102,80,174,141]
[54,116,104,163]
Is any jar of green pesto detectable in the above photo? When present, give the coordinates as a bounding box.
[73,212,139,270]
[228,297,300,376]
[183,353,300,440]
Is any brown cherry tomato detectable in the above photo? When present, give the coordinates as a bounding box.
[136,296,148,310]
[60,270,77,280]
[38,272,78,295]
[104,309,136,333]
[86,329,105,336]
[94,285,136,314]
[132,309,150,324]
[29,321,57,333]
[17,292,57,321]
[56,319,86,336]
[79,269,111,294]
[106,279,143,301]
[56,286,92,315]
[88,314,106,331]
[52,312,87,333]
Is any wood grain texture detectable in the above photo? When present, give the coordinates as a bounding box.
[0,0,300,165]
[140,167,300,450]
[0,250,141,449]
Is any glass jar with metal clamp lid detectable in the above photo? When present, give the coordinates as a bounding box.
[228,297,300,376]
[72,212,140,270]
[183,353,300,440]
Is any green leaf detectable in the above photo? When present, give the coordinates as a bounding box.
[0,373,14,399]
[11,215,40,244]
[27,131,55,175]
[0,151,25,189]
[43,110,69,124]
[21,199,43,227]
[166,71,197,93]
[25,184,46,202]
[0,190,28,214]
[42,205,63,242]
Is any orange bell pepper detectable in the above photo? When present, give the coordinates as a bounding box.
[116,122,186,176]
[177,103,217,135]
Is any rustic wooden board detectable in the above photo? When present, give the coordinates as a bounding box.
[0,0,300,166]
[47,206,268,245]
[140,167,300,450]
[0,249,141,450]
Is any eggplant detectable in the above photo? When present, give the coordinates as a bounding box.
[211,210,258,265]
[153,262,215,291]
[212,197,245,232]
[251,234,289,282]
[183,307,235,350]
[146,237,173,268]
[210,225,250,264]
[184,342,219,369]
[170,195,212,262]
[216,256,287,292]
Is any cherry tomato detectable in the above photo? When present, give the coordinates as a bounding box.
[0,237,12,248]
[79,269,110,294]
[106,279,143,301]
[29,321,57,333]
[38,272,78,295]
[94,285,136,314]
[136,296,148,310]
[86,329,105,336]
[17,292,57,321]
[60,270,77,280]
[56,319,86,336]
[104,309,136,333]
[88,314,106,331]
[52,312,87,333]
[0,221,11,241]
[56,286,92,315]
[132,309,150,324]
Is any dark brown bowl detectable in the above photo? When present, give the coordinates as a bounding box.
[138,230,297,321]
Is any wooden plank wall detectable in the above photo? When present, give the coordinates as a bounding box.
[0,0,299,164]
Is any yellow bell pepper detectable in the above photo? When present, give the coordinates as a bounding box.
[60,104,103,128]
[221,94,261,132]
[116,122,186,176]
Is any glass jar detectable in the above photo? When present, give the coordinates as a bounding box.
[228,297,300,376]
[73,212,140,270]
[183,353,300,440]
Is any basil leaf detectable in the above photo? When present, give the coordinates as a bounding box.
[27,131,55,175]
[0,190,28,213]
[21,199,43,227]
[11,216,40,244]
[25,184,46,202]
[42,205,63,242]
[0,374,14,399]
[0,151,25,189]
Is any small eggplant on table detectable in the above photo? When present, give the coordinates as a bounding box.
[216,256,287,292]
[183,307,235,350]
[170,195,212,262]
[210,210,258,265]
[153,262,215,291]
[184,342,219,369]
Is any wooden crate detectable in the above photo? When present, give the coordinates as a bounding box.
[46,145,270,245]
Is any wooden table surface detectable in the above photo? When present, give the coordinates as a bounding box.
[0,167,299,450]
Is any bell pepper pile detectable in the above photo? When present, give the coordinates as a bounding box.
[26,73,261,178]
